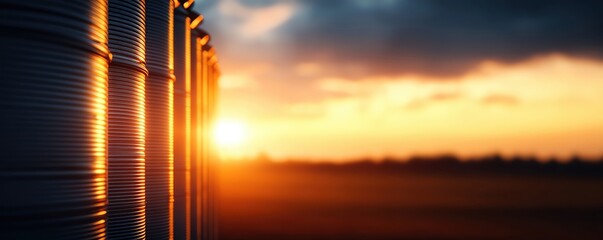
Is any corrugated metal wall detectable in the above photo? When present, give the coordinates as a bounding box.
[207,48,220,240]
[199,44,220,240]
[174,3,193,240]
[145,0,176,239]
[191,26,210,240]
[0,1,110,239]
[107,0,148,239]
[0,1,220,239]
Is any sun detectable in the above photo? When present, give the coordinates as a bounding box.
[214,119,247,147]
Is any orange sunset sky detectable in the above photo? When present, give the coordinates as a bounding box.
[194,0,603,160]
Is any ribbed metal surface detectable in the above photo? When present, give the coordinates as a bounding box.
[207,58,218,240]
[145,0,175,239]
[190,28,208,240]
[0,1,110,239]
[174,6,192,240]
[200,46,211,240]
[107,0,147,239]
[199,44,220,240]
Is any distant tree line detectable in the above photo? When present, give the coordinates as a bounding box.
[230,153,603,177]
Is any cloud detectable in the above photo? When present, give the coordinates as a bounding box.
[218,0,297,38]
[201,0,603,82]
[219,74,257,89]
[295,62,322,77]
[217,54,603,159]
[281,0,603,78]
[194,1,603,159]
[307,54,603,115]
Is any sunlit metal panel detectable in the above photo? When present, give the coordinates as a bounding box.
[199,44,219,240]
[107,0,148,239]
[191,25,209,240]
[207,53,219,240]
[145,0,176,239]
[201,46,211,240]
[0,1,110,239]
[174,4,193,240]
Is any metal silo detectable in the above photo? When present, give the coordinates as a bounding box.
[107,0,147,239]
[201,44,212,240]
[199,44,219,240]
[173,1,195,239]
[207,48,220,240]
[0,1,110,239]
[191,23,209,240]
[145,0,176,239]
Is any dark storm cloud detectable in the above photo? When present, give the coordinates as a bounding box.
[280,0,603,78]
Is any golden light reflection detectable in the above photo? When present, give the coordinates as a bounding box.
[199,35,210,46]
[89,51,108,239]
[89,54,108,205]
[169,77,175,240]
[182,0,194,10]
[190,15,204,29]
[184,16,192,240]
[194,36,204,238]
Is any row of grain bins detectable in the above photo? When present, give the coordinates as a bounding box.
[0,0,221,239]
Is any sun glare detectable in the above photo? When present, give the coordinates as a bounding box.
[214,120,246,147]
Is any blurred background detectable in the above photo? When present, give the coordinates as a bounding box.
[193,1,603,239]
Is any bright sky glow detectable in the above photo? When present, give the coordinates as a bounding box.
[194,1,603,161]
[214,119,247,149]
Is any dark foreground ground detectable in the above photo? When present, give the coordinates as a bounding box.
[217,157,603,240]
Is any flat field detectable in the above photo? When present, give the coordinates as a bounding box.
[218,161,603,240]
